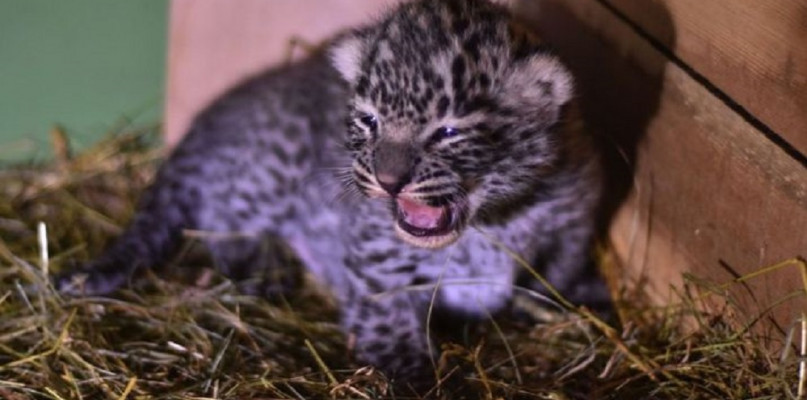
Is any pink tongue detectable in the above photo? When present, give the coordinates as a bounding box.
[397,198,445,229]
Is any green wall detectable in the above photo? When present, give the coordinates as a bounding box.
[0,1,167,162]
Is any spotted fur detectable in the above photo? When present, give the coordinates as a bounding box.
[58,0,607,381]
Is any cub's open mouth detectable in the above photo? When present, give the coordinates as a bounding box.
[394,198,463,249]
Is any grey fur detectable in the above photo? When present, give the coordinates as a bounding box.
[58,0,607,380]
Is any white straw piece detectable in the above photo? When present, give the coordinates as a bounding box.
[37,222,49,276]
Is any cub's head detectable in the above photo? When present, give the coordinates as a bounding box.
[330,0,574,249]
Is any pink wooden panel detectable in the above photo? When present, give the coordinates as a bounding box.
[165,0,399,146]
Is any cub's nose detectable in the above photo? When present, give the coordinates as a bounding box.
[376,172,410,196]
[373,139,414,196]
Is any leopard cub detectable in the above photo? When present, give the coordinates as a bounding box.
[58,0,606,381]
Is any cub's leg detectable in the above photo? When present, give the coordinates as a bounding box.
[342,290,433,381]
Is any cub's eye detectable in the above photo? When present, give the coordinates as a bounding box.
[432,126,460,142]
[358,113,378,131]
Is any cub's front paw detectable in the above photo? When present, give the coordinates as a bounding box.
[355,338,436,392]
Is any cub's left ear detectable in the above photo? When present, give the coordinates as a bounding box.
[329,31,369,85]
[499,54,574,121]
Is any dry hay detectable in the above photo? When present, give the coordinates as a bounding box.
[0,126,804,399]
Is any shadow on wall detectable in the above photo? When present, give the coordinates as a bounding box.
[514,0,675,294]
[523,0,674,234]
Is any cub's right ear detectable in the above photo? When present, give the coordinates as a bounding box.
[329,31,369,85]
[499,54,574,123]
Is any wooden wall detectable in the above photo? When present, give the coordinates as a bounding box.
[164,0,400,146]
[513,0,807,341]
[165,0,807,341]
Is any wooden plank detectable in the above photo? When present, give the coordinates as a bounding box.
[165,0,399,146]
[604,0,807,160]
[515,0,807,337]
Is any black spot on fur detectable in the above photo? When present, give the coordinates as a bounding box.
[356,76,370,96]
[463,32,482,61]
[451,55,466,89]
[436,95,450,118]
[452,18,469,36]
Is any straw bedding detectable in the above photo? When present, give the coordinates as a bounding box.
[0,126,803,399]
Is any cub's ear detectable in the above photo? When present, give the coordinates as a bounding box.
[499,54,574,122]
[329,31,369,85]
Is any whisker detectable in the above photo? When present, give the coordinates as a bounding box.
[405,180,455,192]
[332,171,365,205]
[329,185,360,207]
